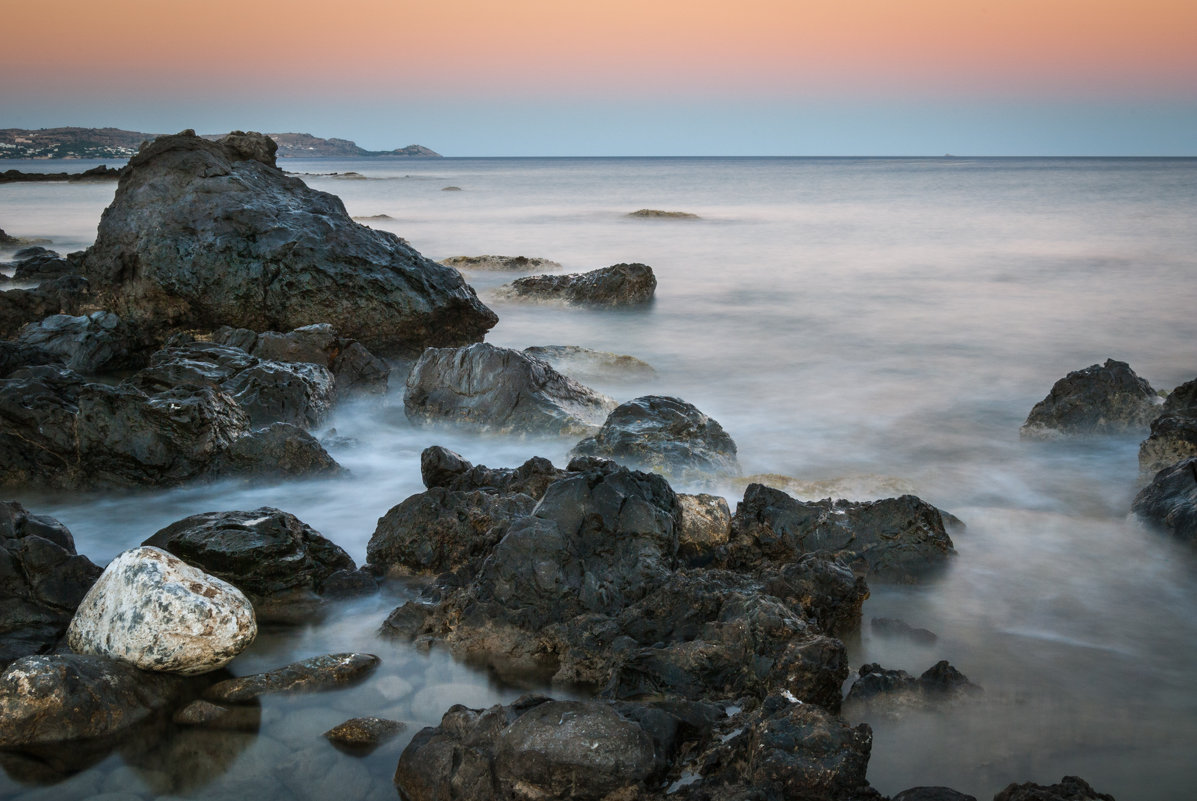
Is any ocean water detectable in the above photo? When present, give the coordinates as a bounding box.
[1,156,1196,800]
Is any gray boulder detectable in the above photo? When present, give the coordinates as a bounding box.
[571,395,739,478]
[15,311,136,374]
[0,275,90,338]
[1131,457,1197,543]
[1021,359,1161,439]
[80,130,497,355]
[404,342,615,436]
[10,247,72,282]
[501,262,656,306]
[1139,377,1197,476]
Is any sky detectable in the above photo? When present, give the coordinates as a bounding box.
[3,0,1195,156]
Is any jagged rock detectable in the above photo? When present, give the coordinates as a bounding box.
[0,502,102,670]
[993,776,1116,801]
[203,653,380,703]
[1139,377,1197,475]
[1131,457,1197,543]
[324,716,405,752]
[726,484,956,582]
[844,661,980,716]
[677,493,731,565]
[524,345,656,383]
[442,255,562,272]
[143,508,356,622]
[9,247,73,281]
[0,654,186,747]
[572,395,739,479]
[0,275,90,338]
[67,546,257,674]
[420,445,568,499]
[870,617,937,645]
[404,342,615,436]
[80,130,496,355]
[501,262,656,306]
[755,555,869,638]
[1021,359,1161,440]
[15,311,137,374]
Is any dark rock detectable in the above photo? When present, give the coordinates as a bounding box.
[0,502,102,669]
[571,395,739,479]
[755,555,869,638]
[324,716,405,752]
[870,617,938,645]
[993,776,1116,801]
[0,227,15,244]
[404,342,615,436]
[502,262,657,306]
[367,487,537,576]
[15,310,138,374]
[80,130,497,355]
[1131,457,1197,542]
[0,654,185,746]
[172,699,261,731]
[1139,378,1197,475]
[143,507,356,620]
[420,444,569,499]
[320,567,380,598]
[10,247,73,282]
[203,653,381,703]
[216,422,343,479]
[1021,359,1161,439]
[0,339,60,378]
[0,275,90,338]
[892,788,977,801]
[844,661,980,715]
[524,344,656,382]
[442,255,561,272]
[627,209,700,219]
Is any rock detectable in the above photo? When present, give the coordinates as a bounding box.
[0,339,60,378]
[755,555,870,638]
[726,484,956,582]
[323,716,405,752]
[993,776,1117,801]
[404,342,616,436]
[1131,457,1197,542]
[0,275,90,338]
[0,654,185,747]
[892,788,978,801]
[367,487,537,576]
[870,617,938,645]
[442,255,562,272]
[571,395,739,479]
[0,227,15,244]
[501,262,657,306]
[1021,359,1161,439]
[420,445,569,499]
[67,546,256,674]
[172,699,262,731]
[1139,378,1197,475]
[143,507,356,619]
[676,493,731,565]
[844,661,980,715]
[626,209,700,219]
[10,247,73,282]
[524,345,656,383]
[216,421,344,479]
[80,130,496,355]
[203,653,381,703]
[441,185,462,191]
[15,311,137,374]
[0,502,102,669]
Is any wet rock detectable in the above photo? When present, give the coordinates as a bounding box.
[0,275,90,338]
[571,395,739,479]
[420,445,569,499]
[1139,377,1197,476]
[677,493,732,565]
[216,421,343,479]
[172,699,262,731]
[143,507,356,620]
[726,484,956,582]
[404,342,616,436]
[755,555,869,638]
[323,716,405,752]
[0,654,185,746]
[0,339,60,377]
[892,788,977,801]
[501,262,657,306]
[870,617,938,645]
[80,130,496,355]
[67,546,257,674]
[1021,359,1161,440]
[844,661,980,715]
[993,776,1116,801]
[627,209,700,219]
[367,487,537,576]
[10,247,73,282]
[15,311,138,374]
[523,345,656,382]
[203,653,381,703]
[1131,457,1197,543]
[442,254,562,272]
[0,502,102,669]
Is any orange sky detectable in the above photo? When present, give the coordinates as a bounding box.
[5,0,1196,100]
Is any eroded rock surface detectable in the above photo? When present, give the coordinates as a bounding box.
[1021,359,1160,440]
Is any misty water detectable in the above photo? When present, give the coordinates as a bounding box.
[2,156,1196,800]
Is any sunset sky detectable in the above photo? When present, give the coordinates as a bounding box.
[4,0,1195,155]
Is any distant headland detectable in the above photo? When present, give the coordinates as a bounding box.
[0,127,441,159]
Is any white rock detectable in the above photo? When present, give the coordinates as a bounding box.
[67,546,257,675]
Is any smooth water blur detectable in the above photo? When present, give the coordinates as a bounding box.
[2,157,1196,800]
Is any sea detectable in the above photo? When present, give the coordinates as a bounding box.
[1,156,1195,800]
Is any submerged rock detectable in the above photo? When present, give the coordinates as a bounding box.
[67,546,257,675]
[203,653,380,703]
[1131,457,1197,543]
[571,395,739,479]
[0,275,90,338]
[442,255,562,272]
[404,342,616,436]
[844,661,980,716]
[523,344,656,383]
[1139,377,1197,476]
[627,209,700,219]
[1021,359,1160,440]
[501,263,657,306]
[993,776,1117,801]
[324,716,405,752]
[15,311,138,374]
[870,617,938,645]
[80,130,496,355]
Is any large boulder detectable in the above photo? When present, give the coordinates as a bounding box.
[0,502,102,670]
[726,484,956,582]
[1021,359,1161,439]
[500,262,656,306]
[80,130,497,355]
[15,310,137,374]
[0,275,90,338]
[571,395,739,478]
[67,547,256,674]
[1131,457,1197,543]
[404,342,616,436]
[1139,377,1197,476]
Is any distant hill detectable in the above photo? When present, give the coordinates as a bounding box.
[0,127,441,159]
